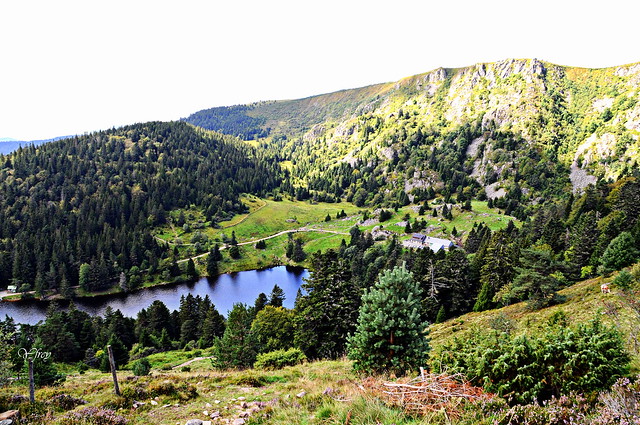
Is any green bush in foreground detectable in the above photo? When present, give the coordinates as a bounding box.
[435,317,630,404]
[254,348,307,370]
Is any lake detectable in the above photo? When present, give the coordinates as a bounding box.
[0,266,309,325]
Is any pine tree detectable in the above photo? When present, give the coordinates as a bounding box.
[213,303,257,368]
[435,305,446,323]
[404,221,412,234]
[211,244,223,261]
[229,245,241,259]
[473,231,517,312]
[294,250,357,359]
[253,292,268,314]
[206,250,218,277]
[198,304,225,348]
[186,258,198,278]
[347,265,429,375]
[268,284,285,307]
[599,232,640,274]
[494,244,562,309]
[158,328,172,351]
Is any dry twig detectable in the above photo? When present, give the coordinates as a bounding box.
[362,371,494,420]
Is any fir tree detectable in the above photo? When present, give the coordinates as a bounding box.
[186,258,198,279]
[253,292,268,314]
[198,304,225,348]
[347,264,429,375]
[268,284,285,307]
[229,245,241,259]
[206,250,218,277]
[211,244,223,261]
[435,305,446,324]
[213,303,257,368]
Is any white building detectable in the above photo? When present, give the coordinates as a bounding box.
[402,234,454,252]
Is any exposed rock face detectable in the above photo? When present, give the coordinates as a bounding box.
[304,124,325,141]
[570,162,597,193]
[419,67,447,96]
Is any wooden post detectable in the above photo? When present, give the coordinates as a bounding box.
[107,345,120,396]
[28,358,35,403]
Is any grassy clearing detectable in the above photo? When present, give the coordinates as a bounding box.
[1,358,494,425]
[157,197,518,275]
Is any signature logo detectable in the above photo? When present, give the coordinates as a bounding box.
[18,348,51,361]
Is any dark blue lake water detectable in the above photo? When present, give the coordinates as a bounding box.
[0,266,308,325]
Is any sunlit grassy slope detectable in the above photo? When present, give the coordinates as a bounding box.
[154,196,518,273]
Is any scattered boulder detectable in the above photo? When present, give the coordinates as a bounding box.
[296,391,306,398]
[150,400,158,406]
[185,420,203,425]
[232,419,245,425]
[0,412,19,423]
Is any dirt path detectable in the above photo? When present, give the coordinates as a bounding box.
[172,356,216,369]
[176,227,349,263]
[221,198,267,229]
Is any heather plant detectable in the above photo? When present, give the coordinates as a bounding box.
[59,407,128,425]
[592,376,640,424]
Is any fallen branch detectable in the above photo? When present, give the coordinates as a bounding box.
[362,371,495,420]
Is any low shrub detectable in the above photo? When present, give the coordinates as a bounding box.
[59,407,128,425]
[47,394,87,411]
[254,348,307,370]
[434,317,630,404]
[132,358,151,376]
[147,380,198,401]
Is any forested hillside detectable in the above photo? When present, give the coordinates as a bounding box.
[0,121,280,294]
[186,59,640,217]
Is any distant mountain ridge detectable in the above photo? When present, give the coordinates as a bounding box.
[0,135,72,155]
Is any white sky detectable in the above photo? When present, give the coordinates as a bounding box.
[1,0,639,141]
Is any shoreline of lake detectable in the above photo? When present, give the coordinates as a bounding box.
[0,266,309,325]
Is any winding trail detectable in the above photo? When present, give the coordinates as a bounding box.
[172,356,216,370]
[176,227,349,263]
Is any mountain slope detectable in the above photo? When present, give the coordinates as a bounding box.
[0,121,281,294]
[185,59,640,206]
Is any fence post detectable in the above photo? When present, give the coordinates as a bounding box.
[28,358,35,403]
[107,345,120,396]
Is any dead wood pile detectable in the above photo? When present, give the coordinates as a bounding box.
[363,369,495,419]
